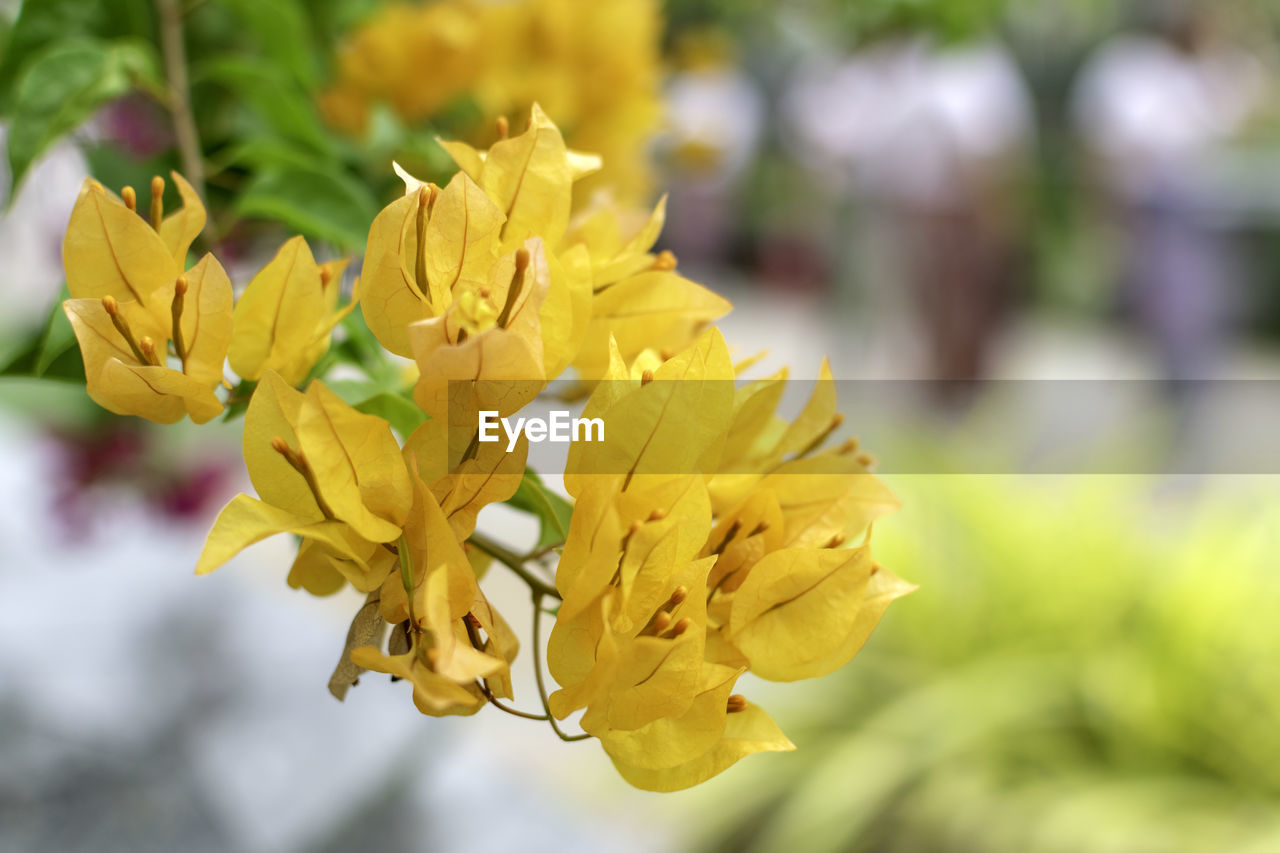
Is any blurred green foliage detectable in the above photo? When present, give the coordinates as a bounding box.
[0,0,453,251]
[697,475,1280,852]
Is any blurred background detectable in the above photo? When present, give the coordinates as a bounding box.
[2,0,1280,850]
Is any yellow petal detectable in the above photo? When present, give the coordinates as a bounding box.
[63,297,222,424]
[423,171,505,309]
[784,565,916,681]
[539,243,592,378]
[195,494,387,591]
[242,371,319,516]
[729,544,887,681]
[480,103,573,248]
[596,663,739,768]
[298,380,412,542]
[228,236,326,383]
[107,360,222,423]
[717,368,789,471]
[566,328,734,482]
[566,148,603,181]
[764,454,901,548]
[286,539,348,596]
[164,253,233,387]
[574,271,732,379]
[611,700,794,792]
[157,171,206,266]
[392,160,427,195]
[63,180,179,310]
[774,359,837,459]
[569,195,667,287]
[547,591,619,718]
[403,419,528,540]
[350,646,484,717]
[360,193,431,356]
[436,137,486,182]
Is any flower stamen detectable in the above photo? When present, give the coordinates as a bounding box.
[138,336,162,366]
[496,248,530,328]
[150,176,165,230]
[271,436,338,519]
[652,250,677,272]
[171,275,188,364]
[101,296,151,365]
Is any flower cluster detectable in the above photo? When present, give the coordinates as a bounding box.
[321,0,663,203]
[60,106,911,791]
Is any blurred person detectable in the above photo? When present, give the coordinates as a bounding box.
[1071,0,1265,386]
[783,21,1034,391]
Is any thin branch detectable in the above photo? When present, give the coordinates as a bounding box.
[476,680,549,721]
[462,614,549,721]
[524,541,564,563]
[156,0,206,203]
[469,531,560,600]
[531,592,591,742]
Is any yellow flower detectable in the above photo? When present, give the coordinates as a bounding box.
[321,0,662,203]
[435,105,727,381]
[228,236,355,385]
[354,465,515,717]
[408,241,550,464]
[364,128,592,378]
[725,544,915,681]
[63,253,232,425]
[61,172,229,424]
[56,105,910,793]
[361,171,506,356]
[563,192,668,288]
[196,372,412,591]
[63,173,205,315]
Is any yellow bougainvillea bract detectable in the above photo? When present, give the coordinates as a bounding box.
[59,106,911,793]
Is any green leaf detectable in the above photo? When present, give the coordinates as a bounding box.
[334,308,401,385]
[1,288,85,383]
[6,37,160,192]
[235,163,378,251]
[221,0,319,88]
[0,0,155,112]
[353,391,427,440]
[193,56,334,156]
[507,470,574,550]
[221,378,257,421]
[212,138,333,175]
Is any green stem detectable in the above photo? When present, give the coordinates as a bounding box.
[468,531,560,600]
[531,592,591,743]
[462,613,549,721]
[156,0,206,227]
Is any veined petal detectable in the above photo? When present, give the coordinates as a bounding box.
[574,271,731,380]
[195,494,386,590]
[63,179,179,309]
[423,171,505,309]
[157,171,206,266]
[480,103,574,248]
[728,544,895,681]
[361,193,432,356]
[611,700,794,792]
[228,236,326,383]
[297,381,412,542]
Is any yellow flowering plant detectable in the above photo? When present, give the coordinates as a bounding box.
[321,0,663,204]
[57,106,912,792]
